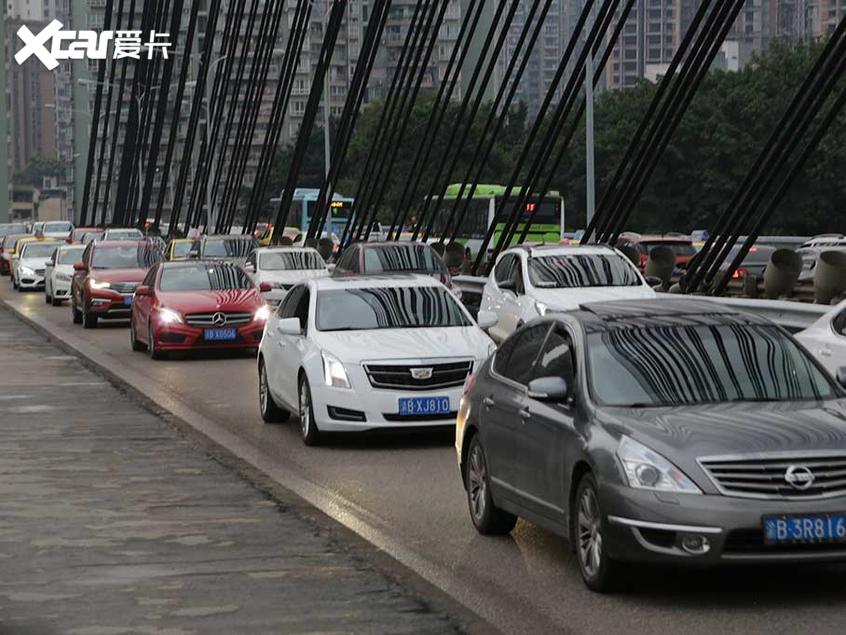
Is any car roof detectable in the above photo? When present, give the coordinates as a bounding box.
[308,273,443,291]
[160,260,242,268]
[504,243,618,258]
[91,240,146,248]
[566,298,767,333]
[203,234,253,240]
[255,246,319,254]
[21,240,61,250]
[353,241,433,249]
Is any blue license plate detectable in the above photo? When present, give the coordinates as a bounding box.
[763,513,846,544]
[204,327,237,341]
[398,396,451,416]
[123,295,133,305]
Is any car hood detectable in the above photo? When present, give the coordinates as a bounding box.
[531,284,656,311]
[19,256,51,268]
[87,268,148,283]
[259,269,329,285]
[316,326,492,364]
[599,400,846,477]
[157,289,263,313]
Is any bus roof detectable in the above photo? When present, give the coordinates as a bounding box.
[442,183,562,199]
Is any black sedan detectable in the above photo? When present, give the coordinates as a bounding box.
[456,299,846,591]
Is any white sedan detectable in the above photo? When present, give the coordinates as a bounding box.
[480,244,656,342]
[796,300,846,376]
[45,243,86,305]
[13,240,62,291]
[257,275,496,445]
[245,246,329,304]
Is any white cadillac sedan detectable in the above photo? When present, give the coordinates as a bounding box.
[257,274,496,445]
[245,246,329,304]
[480,244,656,342]
[796,299,846,376]
[44,243,86,305]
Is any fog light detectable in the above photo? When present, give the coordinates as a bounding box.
[681,534,710,554]
[91,298,109,305]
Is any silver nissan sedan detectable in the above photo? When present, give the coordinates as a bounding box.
[456,299,846,592]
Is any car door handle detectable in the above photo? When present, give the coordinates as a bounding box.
[519,408,531,422]
[483,397,495,408]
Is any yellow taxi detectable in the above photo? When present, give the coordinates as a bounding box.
[166,238,199,261]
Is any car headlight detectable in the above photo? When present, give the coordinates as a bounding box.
[322,351,351,389]
[157,307,183,324]
[56,272,72,281]
[616,435,701,494]
[89,278,110,289]
[254,305,271,321]
[20,266,35,276]
[535,301,549,316]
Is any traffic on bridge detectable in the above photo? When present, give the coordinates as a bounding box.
[2,0,845,632]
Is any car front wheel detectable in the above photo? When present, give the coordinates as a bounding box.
[71,297,83,324]
[574,472,622,593]
[298,375,321,446]
[259,360,289,423]
[465,435,517,535]
[130,321,146,352]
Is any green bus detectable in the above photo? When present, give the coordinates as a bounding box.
[426,184,565,254]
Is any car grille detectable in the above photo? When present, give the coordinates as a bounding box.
[363,361,472,391]
[111,281,139,294]
[35,268,45,276]
[184,311,253,326]
[699,453,846,499]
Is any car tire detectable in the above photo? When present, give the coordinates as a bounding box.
[298,375,321,446]
[82,305,98,329]
[130,321,147,352]
[45,291,52,304]
[465,435,517,535]
[573,472,622,593]
[148,322,165,360]
[259,360,289,423]
[51,296,62,307]
[71,300,83,324]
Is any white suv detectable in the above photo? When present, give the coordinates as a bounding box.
[480,244,656,342]
[257,274,495,445]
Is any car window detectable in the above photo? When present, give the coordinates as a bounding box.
[334,248,355,273]
[21,242,60,259]
[833,309,846,337]
[528,253,641,288]
[293,289,310,332]
[91,245,146,269]
[57,247,85,264]
[494,254,517,287]
[159,263,253,291]
[587,323,836,407]
[534,327,575,383]
[143,266,158,287]
[361,244,445,274]
[280,286,304,319]
[260,250,324,271]
[171,241,194,258]
[494,324,549,385]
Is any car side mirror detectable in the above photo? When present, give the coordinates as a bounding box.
[527,376,570,402]
[135,285,151,297]
[245,262,256,273]
[73,261,86,271]
[258,281,271,293]
[837,367,846,390]
[276,317,301,336]
[476,310,497,330]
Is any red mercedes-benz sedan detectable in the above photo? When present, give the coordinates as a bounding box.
[129,261,271,359]
[71,240,164,328]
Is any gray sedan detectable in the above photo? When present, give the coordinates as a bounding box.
[456,299,846,592]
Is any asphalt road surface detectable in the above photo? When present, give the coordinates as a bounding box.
[4,283,846,634]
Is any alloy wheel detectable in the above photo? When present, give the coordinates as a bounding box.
[259,364,269,414]
[468,443,488,522]
[299,381,310,437]
[577,485,603,579]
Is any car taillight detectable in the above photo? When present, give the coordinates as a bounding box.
[463,373,476,396]
[732,268,748,280]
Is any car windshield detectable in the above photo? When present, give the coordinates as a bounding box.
[106,229,143,240]
[317,286,470,331]
[21,243,60,259]
[171,241,195,258]
[202,238,253,258]
[44,222,72,232]
[82,232,104,243]
[0,224,27,237]
[260,250,324,271]
[57,247,85,264]
[362,245,445,274]
[528,254,641,288]
[588,324,835,407]
[91,245,145,269]
[159,264,253,291]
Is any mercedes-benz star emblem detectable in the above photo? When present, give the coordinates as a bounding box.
[211,312,227,326]
[410,367,433,380]
[784,465,815,490]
